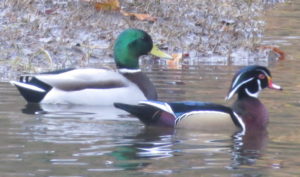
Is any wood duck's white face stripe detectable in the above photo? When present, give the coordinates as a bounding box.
[232,72,243,89]
[139,101,175,116]
[233,112,245,135]
[10,81,45,93]
[226,77,254,100]
[118,68,142,74]
[244,79,262,98]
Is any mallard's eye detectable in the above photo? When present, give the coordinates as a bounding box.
[140,36,146,41]
[258,74,266,80]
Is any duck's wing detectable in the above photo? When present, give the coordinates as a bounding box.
[114,100,176,127]
[17,68,129,91]
[168,101,233,117]
[10,68,132,103]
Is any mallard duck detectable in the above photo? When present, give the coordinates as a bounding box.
[10,29,172,105]
[114,65,282,133]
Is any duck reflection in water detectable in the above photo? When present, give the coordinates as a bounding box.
[231,129,269,167]
[109,127,175,170]
[108,127,269,171]
[21,103,126,117]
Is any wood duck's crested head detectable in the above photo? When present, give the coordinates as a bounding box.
[113,28,172,70]
[226,65,282,100]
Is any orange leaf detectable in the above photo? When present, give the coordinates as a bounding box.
[272,47,286,60]
[167,53,183,69]
[93,0,120,11]
[121,10,157,22]
[258,45,286,60]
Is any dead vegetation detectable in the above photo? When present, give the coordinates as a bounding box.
[0,0,283,80]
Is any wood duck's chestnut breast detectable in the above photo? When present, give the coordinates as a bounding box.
[233,97,269,130]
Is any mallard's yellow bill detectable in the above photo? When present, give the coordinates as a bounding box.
[150,45,173,59]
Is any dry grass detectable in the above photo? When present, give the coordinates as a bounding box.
[0,0,283,80]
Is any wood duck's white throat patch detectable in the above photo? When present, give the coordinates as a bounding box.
[245,79,262,98]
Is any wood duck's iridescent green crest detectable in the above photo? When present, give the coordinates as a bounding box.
[226,65,282,100]
[114,29,154,69]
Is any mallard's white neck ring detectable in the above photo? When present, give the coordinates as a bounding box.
[118,68,142,74]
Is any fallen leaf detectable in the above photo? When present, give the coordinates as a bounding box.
[84,0,157,22]
[93,0,120,11]
[121,10,157,22]
[167,53,183,69]
[258,45,285,60]
[45,7,58,15]
[271,47,285,60]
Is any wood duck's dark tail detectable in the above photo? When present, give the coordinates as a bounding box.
[114,102,161,126]
[114,102,176,127]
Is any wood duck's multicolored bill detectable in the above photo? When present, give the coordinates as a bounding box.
[267,76,283,90]
[150,45,173,59]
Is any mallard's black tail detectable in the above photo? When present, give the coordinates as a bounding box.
[10,77,52,103]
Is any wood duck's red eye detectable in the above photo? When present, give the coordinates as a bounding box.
[258,74,266,80]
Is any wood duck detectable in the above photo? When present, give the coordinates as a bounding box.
[10,29,172,105]
[226,65,282,131]
[114,65,282,133]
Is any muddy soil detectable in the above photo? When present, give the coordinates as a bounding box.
[0,0,283,80]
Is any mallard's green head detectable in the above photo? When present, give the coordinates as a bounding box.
[114,29,172,69]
